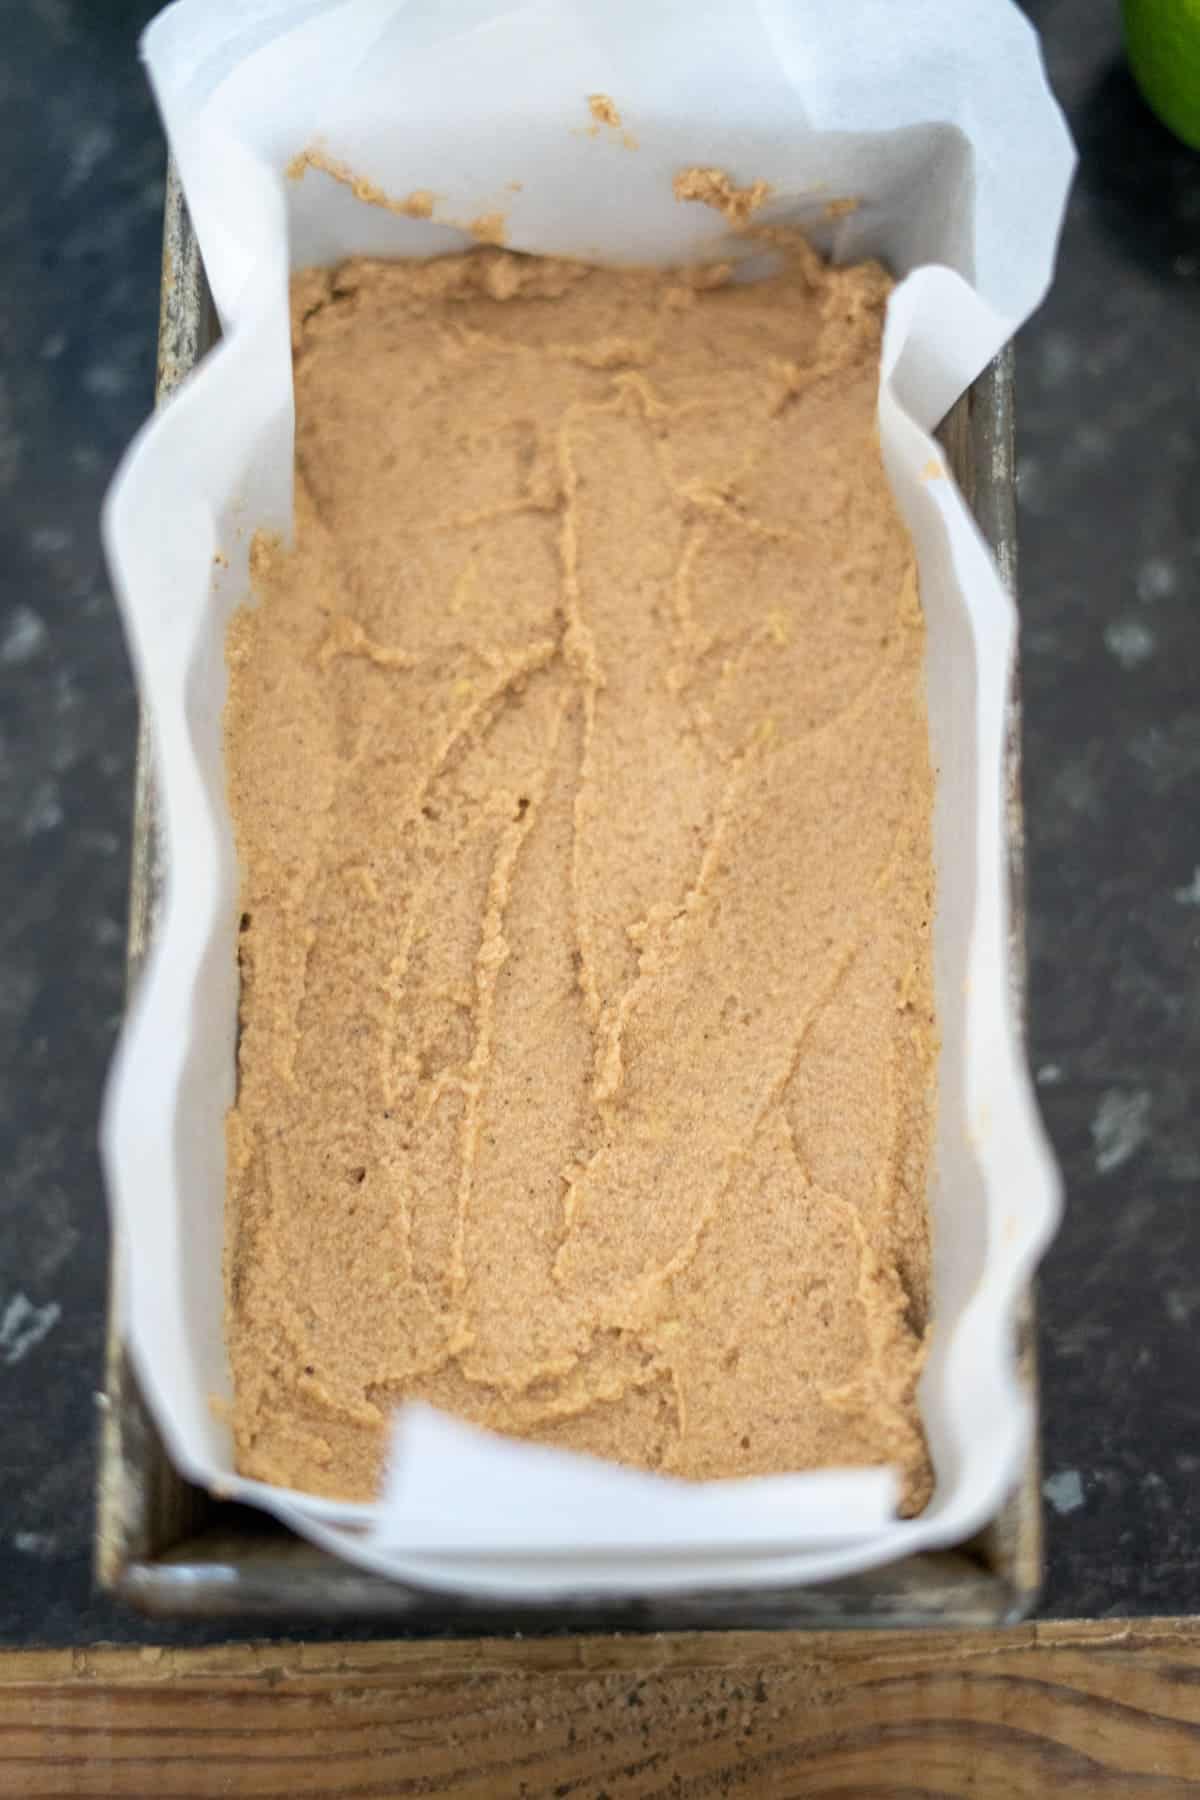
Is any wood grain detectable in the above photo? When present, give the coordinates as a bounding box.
[4,1618,1200,1797]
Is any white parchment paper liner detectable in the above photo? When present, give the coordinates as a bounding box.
[101,0,1071,1595]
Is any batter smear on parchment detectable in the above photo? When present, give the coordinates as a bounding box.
[224,223,938,1507]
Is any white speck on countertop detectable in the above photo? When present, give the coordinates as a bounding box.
[1036,1063,1064,1086]
[52,667,79,717]
[1091,1088,1151,1175]
[62,120,114,194]
[1137,556,1177,602]
[1035,330,1078,387]
[1,606,48,665]
[13,1531,57,1558]
[1072,422,1112,464]
[1053,757,1102,818]
[22,780,63,837]
[1104,617,1156,670]
[1166,1289,1200,1326]
[29,525,72,557]
[1016,452,1051,518]
[79,827,120,857]
[1043,1469,1085,1515]
[83,363,127,399]
[1174,867,1200,907]
[0,1294,62,1366]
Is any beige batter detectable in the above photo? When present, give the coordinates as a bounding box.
[224,226,937,1507]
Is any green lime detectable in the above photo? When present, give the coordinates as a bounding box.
[1123,0,1200,149]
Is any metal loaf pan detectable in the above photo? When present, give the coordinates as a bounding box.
[96,162,1040,1629]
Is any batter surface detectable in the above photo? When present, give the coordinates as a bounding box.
[224,234,937,1506]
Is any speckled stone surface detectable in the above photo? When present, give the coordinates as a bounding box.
[1,1,157,1643]
[0,0,1197,1642]
[1020,0,1200,1618]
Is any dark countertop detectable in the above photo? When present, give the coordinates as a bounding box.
[1,0,1197,1645]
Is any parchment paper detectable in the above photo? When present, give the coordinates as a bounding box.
[101,0,1072,1594]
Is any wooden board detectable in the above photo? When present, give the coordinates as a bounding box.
[4,1618,1200,1796]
